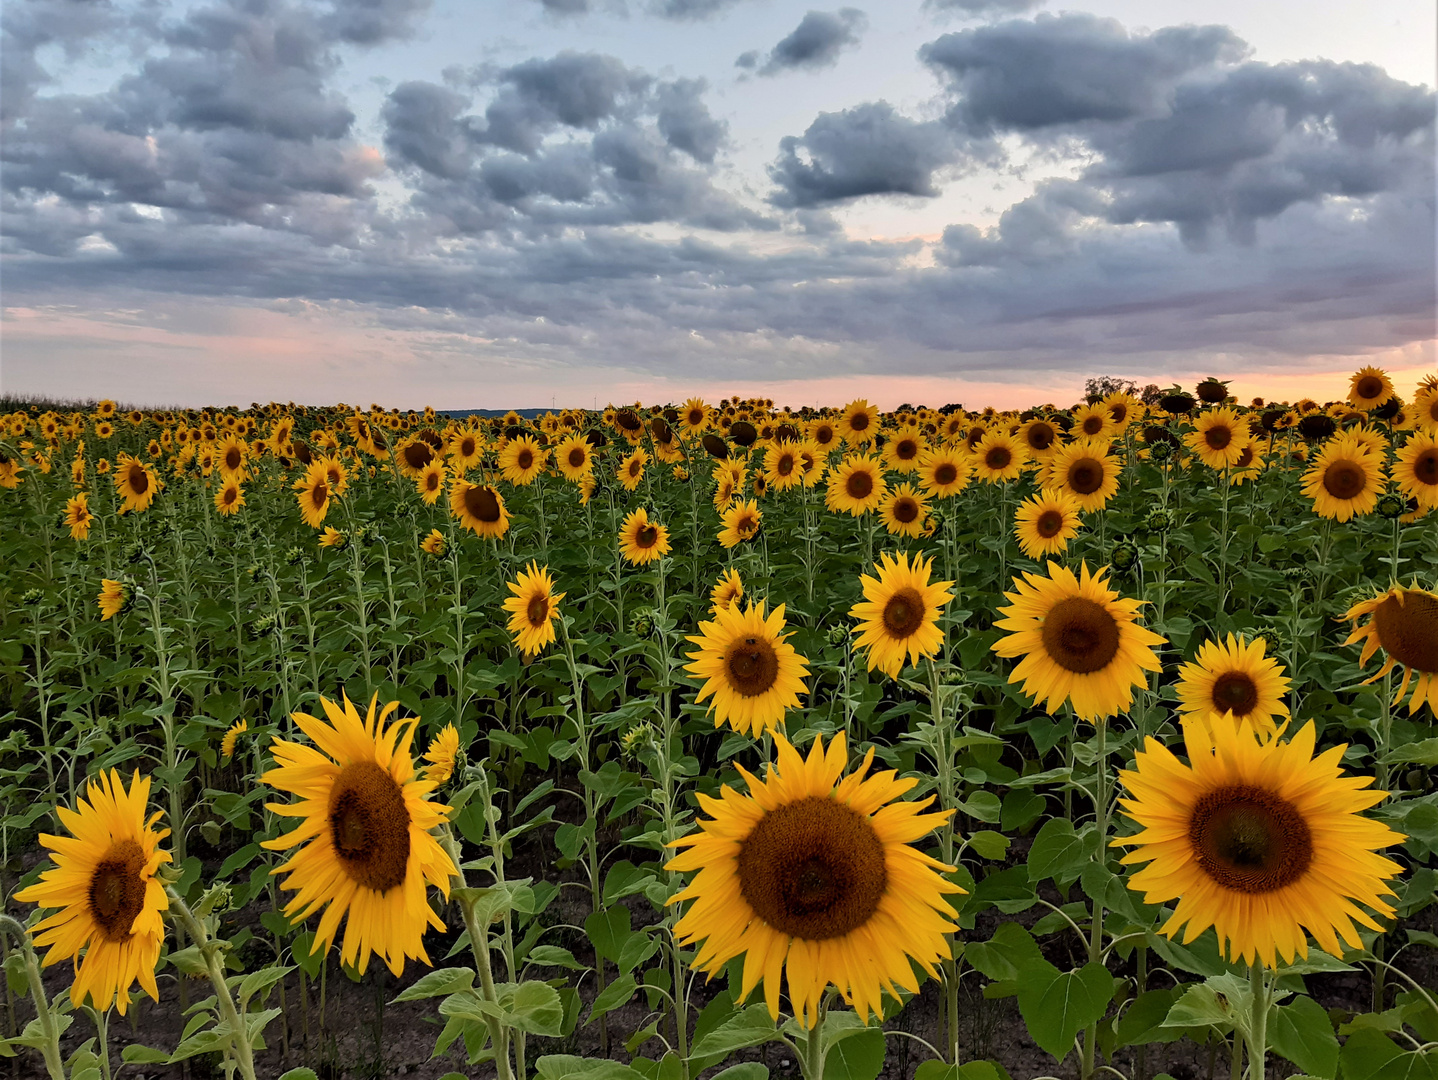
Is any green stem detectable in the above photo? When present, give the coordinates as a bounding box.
[800,1003,827,1080]
[1081,719,1110,1080]
[0,915,65,1080]
[1246,961,1267,1080]
[165,886,259,1080]
[441,831,515,1080]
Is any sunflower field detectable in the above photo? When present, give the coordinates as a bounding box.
[1,372,1436,1080]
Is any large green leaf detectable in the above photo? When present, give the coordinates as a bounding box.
[1018,962,1115,1062]
[1269,995,1339,1079]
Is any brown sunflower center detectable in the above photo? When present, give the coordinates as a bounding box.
[893,497,919,523]
[726,635,779,696]
[1210,671,1259,716]
[426,471,440,491]
[224,448,242,471]
[636,524,659,548]
[328,760,412,893]
[881,586,926,639]
[1413,448,1438,486]
[776,453,795,476]
[403,442,433,469]
[845,470,874,499]
[815,425,834,445]
[1373,592,1438,674]
[1323,459,1367,500]
[1235,446,1255,468]
[895,439,918,461]
[1041,596,1121,674]
[628,459,642,477]
[737,796,887,941]
[568,447,587,468]
[1189,784,1312,893]
[89,840,147,942]
[1067,458,1104,494]
[517,449,534,470]
[934,463,958,485]
[526,593,549,627]
[985,446,1012,470]
[460,437,476,458]
[1026,423,1055,451]
[465,485,502,523]
[310,480,328,509]
[1082,416,1104,435]
[1355,375,1386,401]
[128,465,149,494]
[849,412,870,432]
[1204,425,1233,450]
[687,408,705,426]
[1036,508,1065,538]
[1110,404,1128,424]
[224,487,238,504]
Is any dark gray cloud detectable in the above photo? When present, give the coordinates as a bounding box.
[922,13,1247,132]
[654,78,726,162]
[923,0,1044,19]
[755,9,867,75]
[768,102,963,206]
[646,0,746,19]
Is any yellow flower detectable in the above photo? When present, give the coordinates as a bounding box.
[1301,434,1385,521]
[717,499,762,548]
[1048,439,1120,511]
[114,453,159,513]
[1343,584,1438,714]
[1012,488,1083,559]
[1393,431,1438,509]
[1347,365,1395,411]
[416,461,446,505]
[318,526,347,548]
[554,434,593,481]
[1174,635,1291,740]
[824,455,886,516]
[222,719,248,760]
[1185,407,1248,470]
[450,480,510,539]
[98,579,128,620]
[423,724,461,785]
[618,448,649,491]
[836,398,879,445]
[294,461,333,528]
[498,435,546,485]
[916,447,971,497]
[971,432,1026,484]
[64,493,93,540]
[685,600,809,737]
[850,551,954,678]
[618,507,670,564]
[710,567,744,612]
[502,561,565,657]
[215,478,245,516]
[878,482,930,538]
[420,528,446,556]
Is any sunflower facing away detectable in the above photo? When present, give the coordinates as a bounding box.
[1301,435,1385,521]
[114,453,159,513]
[718,499,763,548]
[685,600,809,737]
[14,770,171,1016]
[420,528,446,556]
[666,730,962,1027]
[222,719,248,760]
[64,492,93,540]
[261,694,457,976]
[319,526,347,549]
[1012,488,1083,559]
[1344,584,1438,714]
[1115,717,1405,968]
[711,567,744,612]
[825,455,887,516]
[850,551,955,678]
[992,562,1164,721]
[618,507,670,564]
[1174,634,1291,739]
[423,724,461,785]
[450,480,511,538]
[98,578,128,620]
[503,561,565,657]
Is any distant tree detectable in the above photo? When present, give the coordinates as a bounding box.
[1139,383,1164,405]
[1084,375,1138,403]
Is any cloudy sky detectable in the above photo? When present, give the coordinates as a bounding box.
[1,0,1433,409]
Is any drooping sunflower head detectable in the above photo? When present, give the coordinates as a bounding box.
[502,560,565,657]
[1344,584,1438,714]
[420,528,446,556]
[423,723,462,785]
[293,460,333,528]
[14,769,171,1016]
[1174,634,1291,739]
[1347,365,1395,412]
[849,551,955,678]
[710,567,744,612]
[618,506,670,564]
[261,693,457,976]
[666,730,963,1027]
[1115,718,1405,968]
[684,599,809,737]
[222,718,248,760]
[1013,487,1083,559]
[450,480,510,538]
[992,561,1165,721]
[1301,434,1385,521]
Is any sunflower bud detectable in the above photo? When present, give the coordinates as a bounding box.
[21,588,46,607]
[251,611,279,637]
[1148,440,1173,463]
[629,607,655,638]
[1144,507,1174,534]
[1109,539,1140,573]
[1376,492,1407,519]
[284,545,305,566]
[621,722,654,755]
[827,623,850,647]
[124,541,148,564]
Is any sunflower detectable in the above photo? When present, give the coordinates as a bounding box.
[1013,488,1083,559]
[317,455,350,496]
[1018,418,1062,458]
[1114,717,1405,968]
[217,434,247,479]
[879,482,930,538]
[98,579,128,620]
[1049,439,1121,512]
[971,432,1026,484]
[261,694,456,975]
[808,417,839,451]
[64,493,93,540]
[1343,584,1438,714]
[850,551,954,678]
[0,453,24,488]
[1301,435,1385,521]
[1347,366,1395,412]
[825,455,887,516]
[685,601,809,737]
[1175,635,1291,739]
[554,434,593,481]
[1072,404,1114,441]
[114,453,159,513]
[762,442,803,491]
[96,399,117,418]
[502,561,565,657]
[13,770,171,1016]
[448,427,485,472]
[222,719,248,760]
[395,437,437,478]
[618,507,670,564]
[1185,407,1247,470]
[1103,391,1141,432]
[414,461,446,505]
[423,724,461,785]
[499,435,546,486]
[450,480,510,539]
[318,526,347,549]
[711,567,744,612]
[618,448,649,491]
[95,420,115,439]
[294,461,333,528]
[680,398,710,435]
[882,428,927,474]
[420,528,446,556]
[1393,431,1438,508]
[992,562,1164,721]
[1227,439,1265,485]
[215,478,245,516]
[718,499,763,548]
[666,730,962,1027]
[837,399,879,446]
[1412,387,1438,435]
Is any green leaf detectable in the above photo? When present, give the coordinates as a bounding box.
[588,973,638,1024]
[237,964,293,1008]
[120,1045,172,1065]
[965,923,1053,984]
[914,1062,1010,1080]
[1113,989,1183,1048]
[535,1055,647,1080]
[279,1070,321,1080]
[1018,962,1115,1062]
[688,1003,783,1059]
[502,981,567,1036]
[822,1025,884,1080]
[392,967,475,1003]
[1270,995,1339,1079]
[712,1065,769,1080]
[1381,739,1438,766]
[1340,1028,1438,1080]
[1027,817,1091,884]
[1163,974,1251,1036]
[526,945,587,971]
[967,831,1011,860]
[585,906,633,964]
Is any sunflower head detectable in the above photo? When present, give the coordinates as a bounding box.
[1347,365,1395,411]
[502,561,565,657]
[711,567,744,612]
[685,600,810,737]
[849,551,955,678]
[98,578,129,620]
[1175,634,1291,739]
[451,480,510,538]
[423,724,462,785]
[222,718,248,760]
[1013,488,1083,559]
[420,528,446,556]
[618,507,670,564]
[1344,584,1438,714]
